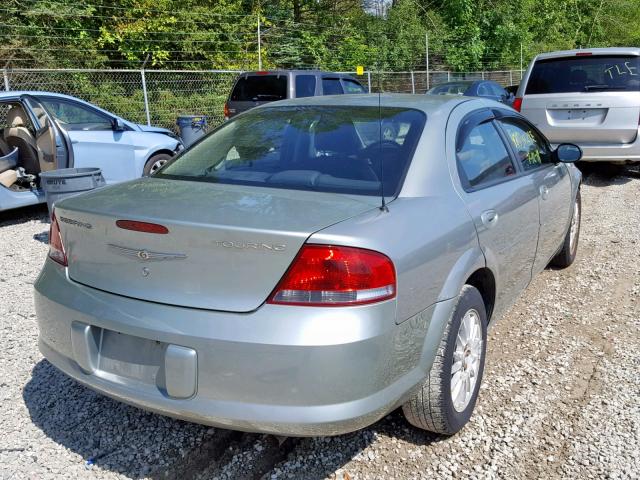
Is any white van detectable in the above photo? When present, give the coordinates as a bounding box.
[515,48,640,164]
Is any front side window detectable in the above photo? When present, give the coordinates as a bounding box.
[457,121,516,188]
[40,98,112,131]
[526,55,640,94]
[487,83,507,97]
[476,83,491,96]
[158,106,426,197]
[343,79,366,94]
[295,75,316,98]
[322,78,344,95]
[499,119,551,171]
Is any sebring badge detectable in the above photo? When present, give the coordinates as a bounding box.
[108,244,187,261]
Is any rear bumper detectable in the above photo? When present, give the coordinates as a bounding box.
[551,128,640,163]
[34,259,453,436]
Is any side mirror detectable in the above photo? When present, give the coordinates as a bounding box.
[555,143,582,163]
[111,118,126,131]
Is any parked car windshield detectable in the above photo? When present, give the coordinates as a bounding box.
[230,75,288,101]
[526,55,640,94]
[158,106,426,196]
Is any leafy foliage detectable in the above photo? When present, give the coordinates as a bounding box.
[1,0,638,71]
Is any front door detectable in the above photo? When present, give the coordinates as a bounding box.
[21,95,69,171]
[497,117,573,274]
[454,110,541,318]
[37,96,136,183]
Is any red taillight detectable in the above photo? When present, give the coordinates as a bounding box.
[48,211,67,266]
[268,245,396,307]
[513,97,523,112]
[223,102,230,118]
[256,71,271,75]
[116,220,169,234]
[576,52,592,56]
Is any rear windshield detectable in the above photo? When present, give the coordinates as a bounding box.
[230,75,288,101]
[526,55,640,94]
[158,106,426,197]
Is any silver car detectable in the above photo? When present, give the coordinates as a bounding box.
[515,47,640,164]
[34,95,582,436]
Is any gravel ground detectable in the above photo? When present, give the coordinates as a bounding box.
[1,167,638,480]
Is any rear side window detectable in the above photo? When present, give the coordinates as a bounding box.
[230,75,288,101]
[322,78,344,95]
[428,83,469,95]
[343,79,366,94]
[526,55,640,94]
[457,121,516,188]
[0,103,14,130]
[499,119,552,171]
[295,75,316,98]
[158,106,426,197]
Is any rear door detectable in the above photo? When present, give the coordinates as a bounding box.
[38,96,138,183]
[454,109,540,317]
[227,73,289,116]
[497,116,572,273]
[521,54,640,144]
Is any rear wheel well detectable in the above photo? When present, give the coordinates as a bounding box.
[465,268,496,322]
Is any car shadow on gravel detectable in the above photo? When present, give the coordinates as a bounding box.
[0,204,48,228]
[23,360,444,479]
[579,164,640,187]
[273,410,443,480]
[23,359,213,479]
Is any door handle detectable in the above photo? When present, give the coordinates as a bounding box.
[481,209,499,227]
[539,185,549,200]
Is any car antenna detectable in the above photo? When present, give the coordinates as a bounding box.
[377,67,388,213]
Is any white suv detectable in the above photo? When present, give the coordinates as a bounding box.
[515,47,640,164]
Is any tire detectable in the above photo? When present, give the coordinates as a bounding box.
[551,189,581,268]
[143,153,173,176]
[402,285,487,435]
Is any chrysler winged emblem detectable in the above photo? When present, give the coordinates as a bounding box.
[108,244,187,262]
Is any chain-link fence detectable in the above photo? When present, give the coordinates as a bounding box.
[1,68,524,131]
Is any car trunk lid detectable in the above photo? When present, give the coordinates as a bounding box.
[55,178,377,312]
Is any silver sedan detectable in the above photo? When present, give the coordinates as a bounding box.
[34,94,582,436]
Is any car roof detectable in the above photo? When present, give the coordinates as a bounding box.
[241,70,356,76]
[535,47,640,61]
[432,80,476,87]
[0,91,86,101]
[253,93,473,114]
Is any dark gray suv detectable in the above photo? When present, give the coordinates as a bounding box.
[224,70,366,119]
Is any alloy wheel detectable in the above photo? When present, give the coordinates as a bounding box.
[451,309,483,412]
[569,198,580,254]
